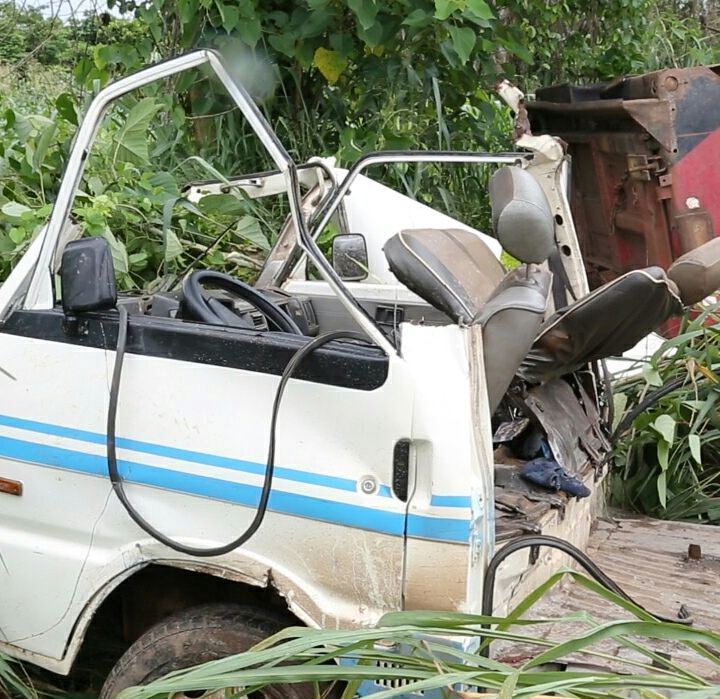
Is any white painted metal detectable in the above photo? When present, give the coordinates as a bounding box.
[288,171,502,286]
[0,332,417,668]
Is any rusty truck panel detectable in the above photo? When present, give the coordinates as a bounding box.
[528,66,720,289]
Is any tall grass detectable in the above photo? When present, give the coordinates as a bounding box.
[118,570,720,699]
[0,653,36,699]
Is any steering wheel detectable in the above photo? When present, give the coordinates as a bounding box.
[182,270,303,334]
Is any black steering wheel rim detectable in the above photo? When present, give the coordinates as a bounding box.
[182,270,303,334]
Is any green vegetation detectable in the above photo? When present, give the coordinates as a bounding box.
[0,0,718,515]
[0,652,35,699]
[116,571,720,699]
[0,0,717,291]
[613,305,720,522]
[1,4,720,697]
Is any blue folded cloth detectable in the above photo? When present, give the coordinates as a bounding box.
[520,457,591,499]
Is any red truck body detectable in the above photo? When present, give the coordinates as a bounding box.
[528,66,720,290]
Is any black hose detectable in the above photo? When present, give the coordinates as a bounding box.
[107,304,371,557]
[480,534,692,657]
[611,375,686,444]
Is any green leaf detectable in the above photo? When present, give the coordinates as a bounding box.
[113,98,163,165]
[197,194,248,217]
[657,439,669,471]
[299,8,333,38]
[216,2,239,31]
[11,112,31,141]
[466,0,493,19]
[102,228,129,274]
[642,364,663,387]
[268,32,297,57]
[357,20,383,47]
[235,215,269,251]
[499,670,519,699]
[32,123,57,172]
[329,32,355,58]
[1,202,32,219]
[403,9,433,27]
[129,250,149,268]
[55,93,78,125]
[652,414,676,446]
[348,0,378,30]
[181,156,231,184]
[164,229,183,263]
[9,228,26,244]
[177,0,196,24]
[434,0,464,21]
[87,176,105,196]
[313,47,348,84]
[237,16,262,46]
[689,433,702,464]
[447,25,476,64]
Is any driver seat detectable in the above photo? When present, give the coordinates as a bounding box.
[384,167,556,412]
[384,166,705,412]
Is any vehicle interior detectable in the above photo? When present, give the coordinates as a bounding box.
[49,158,720,536]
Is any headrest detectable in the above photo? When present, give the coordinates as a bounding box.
[384,228,504,323]
[667,237,720,305]
[489,166,555,264]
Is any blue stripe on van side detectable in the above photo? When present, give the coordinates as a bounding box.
[430,494,472,508]
[0,414,469,508]
[0,413,368,496]
[0,433,470,543]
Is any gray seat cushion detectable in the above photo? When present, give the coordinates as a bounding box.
[520,267,683,384]
[384,227,552,412]
[478,265,551,411]
[667,237,720,305]
[384,228,504,324]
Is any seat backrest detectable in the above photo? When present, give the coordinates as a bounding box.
[383,226,553,412]
[667,236,720,305]
[478,265,551,411]
[383,227,505,324]
[520,267,683,384]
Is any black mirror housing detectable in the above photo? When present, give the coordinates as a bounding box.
[61,237,117,314]
[332,233,368,281]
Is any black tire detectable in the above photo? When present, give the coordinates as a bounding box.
[99,603,309,699]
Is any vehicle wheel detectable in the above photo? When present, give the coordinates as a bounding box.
[99,603,310,699]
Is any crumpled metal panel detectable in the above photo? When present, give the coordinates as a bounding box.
[525,379,608,474]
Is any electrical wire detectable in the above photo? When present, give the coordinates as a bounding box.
[479,534,692,658]
[107,304,371,557]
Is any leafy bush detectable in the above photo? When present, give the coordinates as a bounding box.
[612,305,720,522]
[0,84,281,290]
[0,0,716,290]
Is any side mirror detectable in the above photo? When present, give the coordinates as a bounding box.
[332,233,368,281]
[60,237,117,315]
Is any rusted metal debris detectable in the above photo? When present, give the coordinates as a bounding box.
[527,66,720,289]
